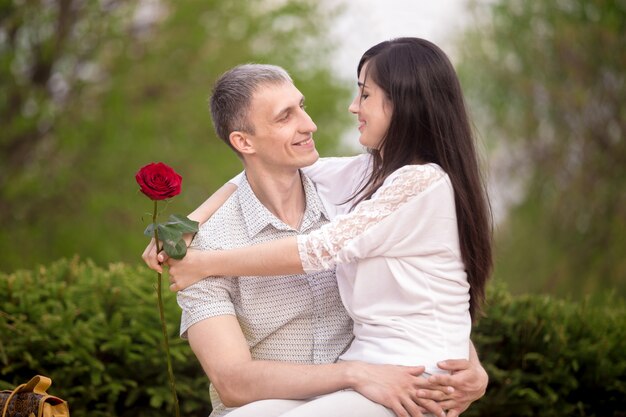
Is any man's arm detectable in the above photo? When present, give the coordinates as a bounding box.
[188,315,444,417]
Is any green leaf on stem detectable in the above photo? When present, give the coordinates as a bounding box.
[147,214,198,259]
[167,214,199,234]
[156,224,183,244]
[144,223,156,237]
[156,223,187,260]
[162,238,188,260]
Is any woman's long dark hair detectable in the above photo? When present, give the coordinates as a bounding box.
[351,38,492,320]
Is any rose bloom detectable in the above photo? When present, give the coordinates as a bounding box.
[136,162,183,200]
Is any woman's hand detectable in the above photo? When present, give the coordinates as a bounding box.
[141,232,197,274]
[141,238,164,273]
[141,182,237,275]
[166,248,212,291]
[349,362,445,417]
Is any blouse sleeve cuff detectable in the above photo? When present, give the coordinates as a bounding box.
[296,234,337,273]
[297,235,322,273]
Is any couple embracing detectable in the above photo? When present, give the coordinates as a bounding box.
[143,37,492,417]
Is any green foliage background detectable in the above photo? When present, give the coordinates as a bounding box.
[0,259,210,416]
[1,0,625,415]
[0,0,352,272]
[2,0,623,298]
[1,259,624,416]
[457,0,626,297]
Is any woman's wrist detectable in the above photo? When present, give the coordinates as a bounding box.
[199,249,218,277]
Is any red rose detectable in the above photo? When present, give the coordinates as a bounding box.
[135,162,183,200]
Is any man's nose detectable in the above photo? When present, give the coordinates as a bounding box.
[301,110,317,132]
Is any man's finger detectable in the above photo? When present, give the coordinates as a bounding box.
[446,409,460,417]
[437,359,470,371]
[436,400,458,410]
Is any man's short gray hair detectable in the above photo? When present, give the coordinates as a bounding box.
[210,64,293,151]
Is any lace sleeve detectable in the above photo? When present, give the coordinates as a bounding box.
[297,164,447,271]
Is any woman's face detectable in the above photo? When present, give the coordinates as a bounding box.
[349,62,392,150]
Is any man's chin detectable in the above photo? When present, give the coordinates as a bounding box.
[299,151,320,168]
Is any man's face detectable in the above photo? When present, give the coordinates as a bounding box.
[245,81,319,170]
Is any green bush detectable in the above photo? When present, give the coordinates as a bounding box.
[0,258,209,417]
[470,283,626,417]
[1,260,625,416]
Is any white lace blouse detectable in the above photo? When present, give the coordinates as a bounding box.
[302,155,470,374]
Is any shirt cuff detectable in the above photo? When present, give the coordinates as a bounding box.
[179,301,236,339]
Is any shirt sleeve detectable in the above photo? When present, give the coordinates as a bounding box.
[296,164,447,272]
[178,224,237,339]
[177,277,236,339]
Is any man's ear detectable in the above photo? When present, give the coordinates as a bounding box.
[229,131,255,155]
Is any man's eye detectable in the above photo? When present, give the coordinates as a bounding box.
[300,103,307,110]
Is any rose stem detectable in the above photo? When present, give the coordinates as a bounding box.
[152,200,181,417]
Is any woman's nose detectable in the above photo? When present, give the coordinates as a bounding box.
[348,94,359,114]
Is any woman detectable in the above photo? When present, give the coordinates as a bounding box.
[165,38,492,416]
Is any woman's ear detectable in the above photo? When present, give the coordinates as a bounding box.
[229,131,255,155]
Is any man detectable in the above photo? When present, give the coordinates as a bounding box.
[143,64,487,417]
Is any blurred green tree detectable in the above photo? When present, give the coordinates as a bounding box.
[0,0,139,226]
[0,0,352,272]
[458,0,626,297]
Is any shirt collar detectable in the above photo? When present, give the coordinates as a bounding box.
[238,170,329,238]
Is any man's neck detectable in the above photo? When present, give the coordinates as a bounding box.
[244,164,306,230]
